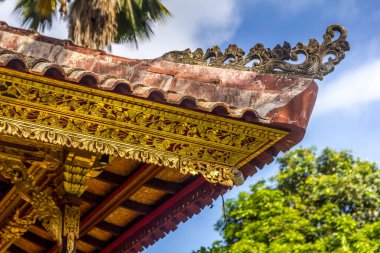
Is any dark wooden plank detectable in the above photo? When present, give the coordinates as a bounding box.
[96,170,125,185]
[81,191,103,205]
[80,235,107,249]
[96,221,123,236]
[22,231,54,249]
[0,179,11,190]
[0,181,10,200]
[0,140,38,151]
[120,200,153,215]
[7,244,27,253]
[145,178,183,194]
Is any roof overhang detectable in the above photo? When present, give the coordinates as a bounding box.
[0,67,287,186]
[0,22,349,253]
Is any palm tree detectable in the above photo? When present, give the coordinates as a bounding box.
[0,0,170,50]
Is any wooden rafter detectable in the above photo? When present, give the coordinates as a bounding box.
[101,177,207,252]
[145,178,183,194]
[96,221,123,236]
[8,244,26,253]
[47,163,161,253]
[80,164,161,236]
[22,231,54,250]
[96,170,126,185]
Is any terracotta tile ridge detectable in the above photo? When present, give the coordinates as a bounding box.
[0,46,272,123]
[0,21,139,64]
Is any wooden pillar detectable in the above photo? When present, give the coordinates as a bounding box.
[56,151,103,253]
[61,205,80,253]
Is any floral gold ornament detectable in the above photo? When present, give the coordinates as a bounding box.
[63,205,80,253]
[0,156,62,243]
[56,152,102,201]
[0,68,287,186]
[0,210,36,247]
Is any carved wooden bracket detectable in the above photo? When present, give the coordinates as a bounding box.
[55,152,102,203]
[0,153,104,251]
[0,209,36,248]
[0,155,62,244]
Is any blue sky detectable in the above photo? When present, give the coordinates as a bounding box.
[1,0,380,252]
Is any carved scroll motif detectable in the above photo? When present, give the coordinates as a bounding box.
[63,205,80,253]
[0,68,288,186]
[0,118,239,186]
[56,153,102,200]
[162,24,350,80]
[180,159,241,185]
[0,156,62,243]
[0,210,36,246]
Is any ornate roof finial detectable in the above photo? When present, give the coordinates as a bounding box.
[161,24,349,80]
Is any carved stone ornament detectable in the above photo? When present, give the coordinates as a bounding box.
[161,24,350,80]
[0,156,62,244]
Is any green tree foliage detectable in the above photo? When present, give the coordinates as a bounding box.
[0,0,170,50]
[194,148,380,253]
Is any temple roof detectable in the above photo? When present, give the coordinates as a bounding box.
[0,22,349,253]
[0,21,347,165]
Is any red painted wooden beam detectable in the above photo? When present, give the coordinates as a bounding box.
[101,177,207,253]
[79,163,158,236]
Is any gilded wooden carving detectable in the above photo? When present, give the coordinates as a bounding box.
[0,210,36,247]
[0,156,62,243]
[56,152,102,200]
[63,205,80,253]
[0,68,287,186]
[162,24,349,80]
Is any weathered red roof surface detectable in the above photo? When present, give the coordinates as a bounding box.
[0,21,326,252]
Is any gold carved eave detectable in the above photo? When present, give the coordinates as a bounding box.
[0,68,287,186]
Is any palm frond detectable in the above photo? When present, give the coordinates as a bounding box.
[36,0,56,17]
[115,0,170,47]
[14,0,57,32]
[140,0,170,21]
[7,0,170,49]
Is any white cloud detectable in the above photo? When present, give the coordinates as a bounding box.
[314,59,380,115]
[112,0,241,59]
